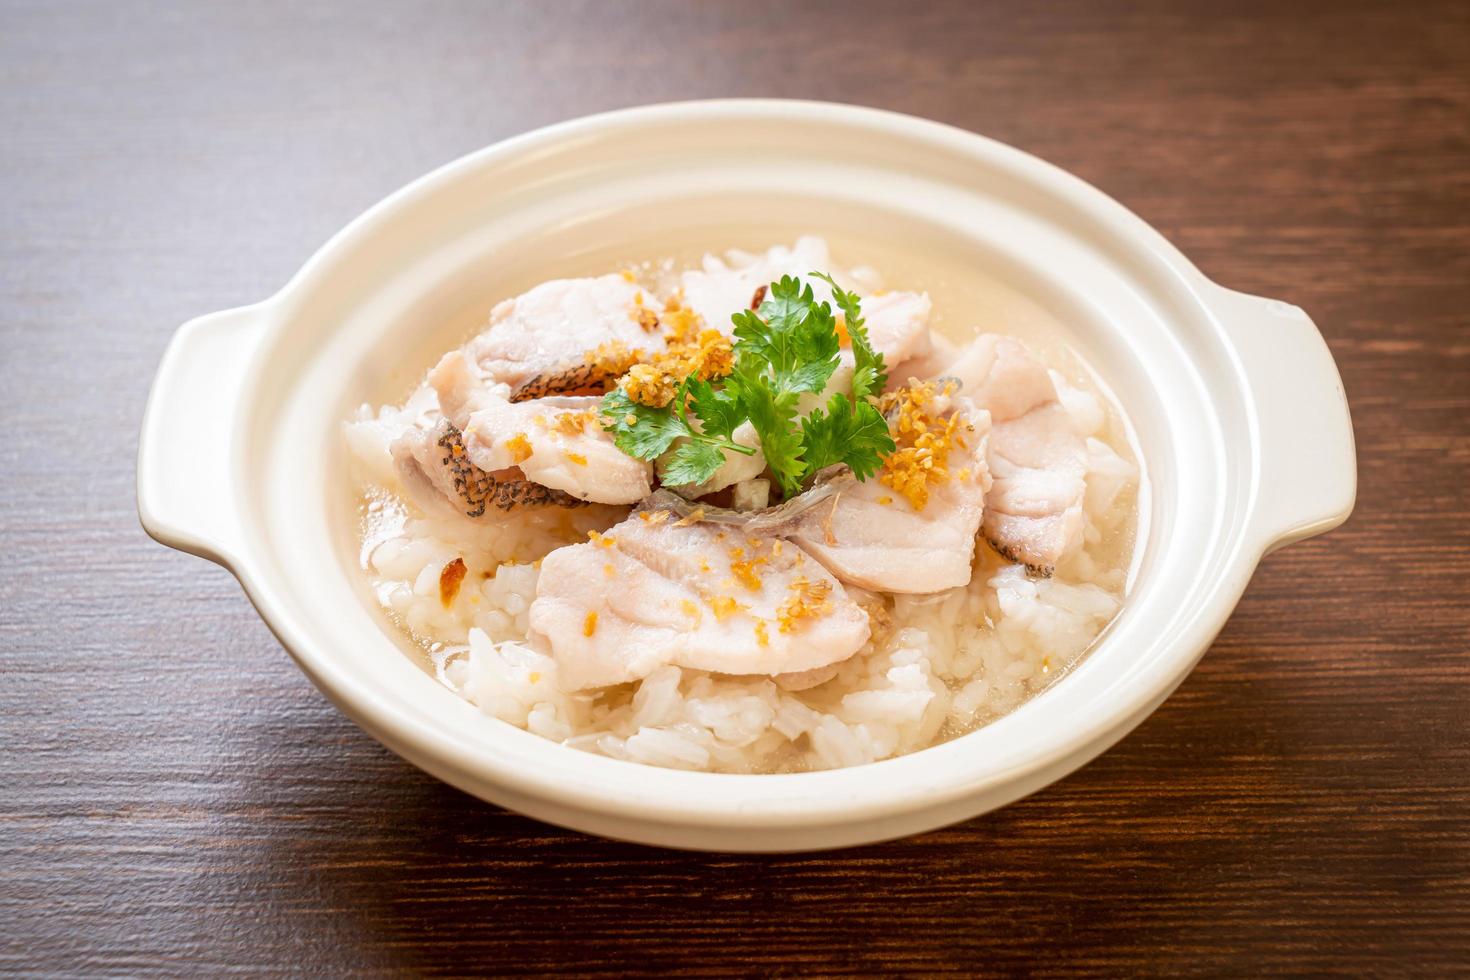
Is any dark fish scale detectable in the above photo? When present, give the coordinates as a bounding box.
[509,361,624,403]
[436,424,590,517]
[981,533,1054,578]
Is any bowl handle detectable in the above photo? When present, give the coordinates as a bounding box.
[1210,285,1357,555]
[137,305,267,567]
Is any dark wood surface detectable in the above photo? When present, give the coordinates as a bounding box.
[3,0,1466,974]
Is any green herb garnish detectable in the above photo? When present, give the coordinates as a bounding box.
[601,385,755,465]
[599,273,896,498]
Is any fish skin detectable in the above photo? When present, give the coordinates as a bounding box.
[390,421,592,519]
[459,394,653,506]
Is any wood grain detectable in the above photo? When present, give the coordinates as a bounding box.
[2,0,1467,974]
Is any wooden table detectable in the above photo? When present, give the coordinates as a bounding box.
[4,1,1466,973]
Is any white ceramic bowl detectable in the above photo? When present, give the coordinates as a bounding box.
[138,100,1355,851]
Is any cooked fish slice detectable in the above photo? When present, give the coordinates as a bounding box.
[390,421,591,519]
[458,395,652,505]
[982,401,1087,572]
[528,507,871,691]
[435,274,665,421]
[639,484,844,536]
[652,399,993,593]
[678,238,934,369]
[937,334,1086,574]
[860,289,934,367]
[679,237,838,334]
[783,403,993,593]
[430,349,505,428]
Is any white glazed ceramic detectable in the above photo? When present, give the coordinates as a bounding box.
[137,100,1355,851]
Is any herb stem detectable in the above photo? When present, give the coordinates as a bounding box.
[692,432,757,456]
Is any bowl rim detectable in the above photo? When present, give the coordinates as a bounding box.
[141,98,1353,842]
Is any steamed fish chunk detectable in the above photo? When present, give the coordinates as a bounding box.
[446,274,666,412]
[860,290,935,366]
[785,403,994,593]
[936,334,1086,573]
[983,401,1087,570]
[944,334,1057,421]
[528,508,871,691]
[678,238,934,364]
[390,421,590,519]
[459,395,653,505]
[430,349,504,428]
[679,236,838,333]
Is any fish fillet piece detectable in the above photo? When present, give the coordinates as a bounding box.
[640,394,993,594]
[679,238,934,367]
[679,237,839,333]
[983,402,1087,571]
[528,507,871,690]
[783,402,994,593]
[390,421,590,519]
[436,274,665,421]
[860,290,934,366]
[458,394,652,505]
[934,335,1086,573]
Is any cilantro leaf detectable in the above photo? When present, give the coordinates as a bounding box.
[800,393,896,481]
[606,379,756,489]
[603,270,900,501]
[733,276,840,397]
[728,363,806,497]
[599,388,691,460]
[812,271,887,400]
[839,401,895,481]
[685,377,744,443]
[658,439,727,487]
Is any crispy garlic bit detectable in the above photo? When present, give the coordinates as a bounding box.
[617,336,733,408]
[506,432,533,463]
[632,306,660,333]
[585,339,644,378]
[621,362,681,408]
[661,294,701,342]
[551,410,598,435]
[683,329,735,381]
[776,576,833,633]
[707,594,745,621]
[728,552,767,591]
[878,379,969,510]
[613,296,734,408]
